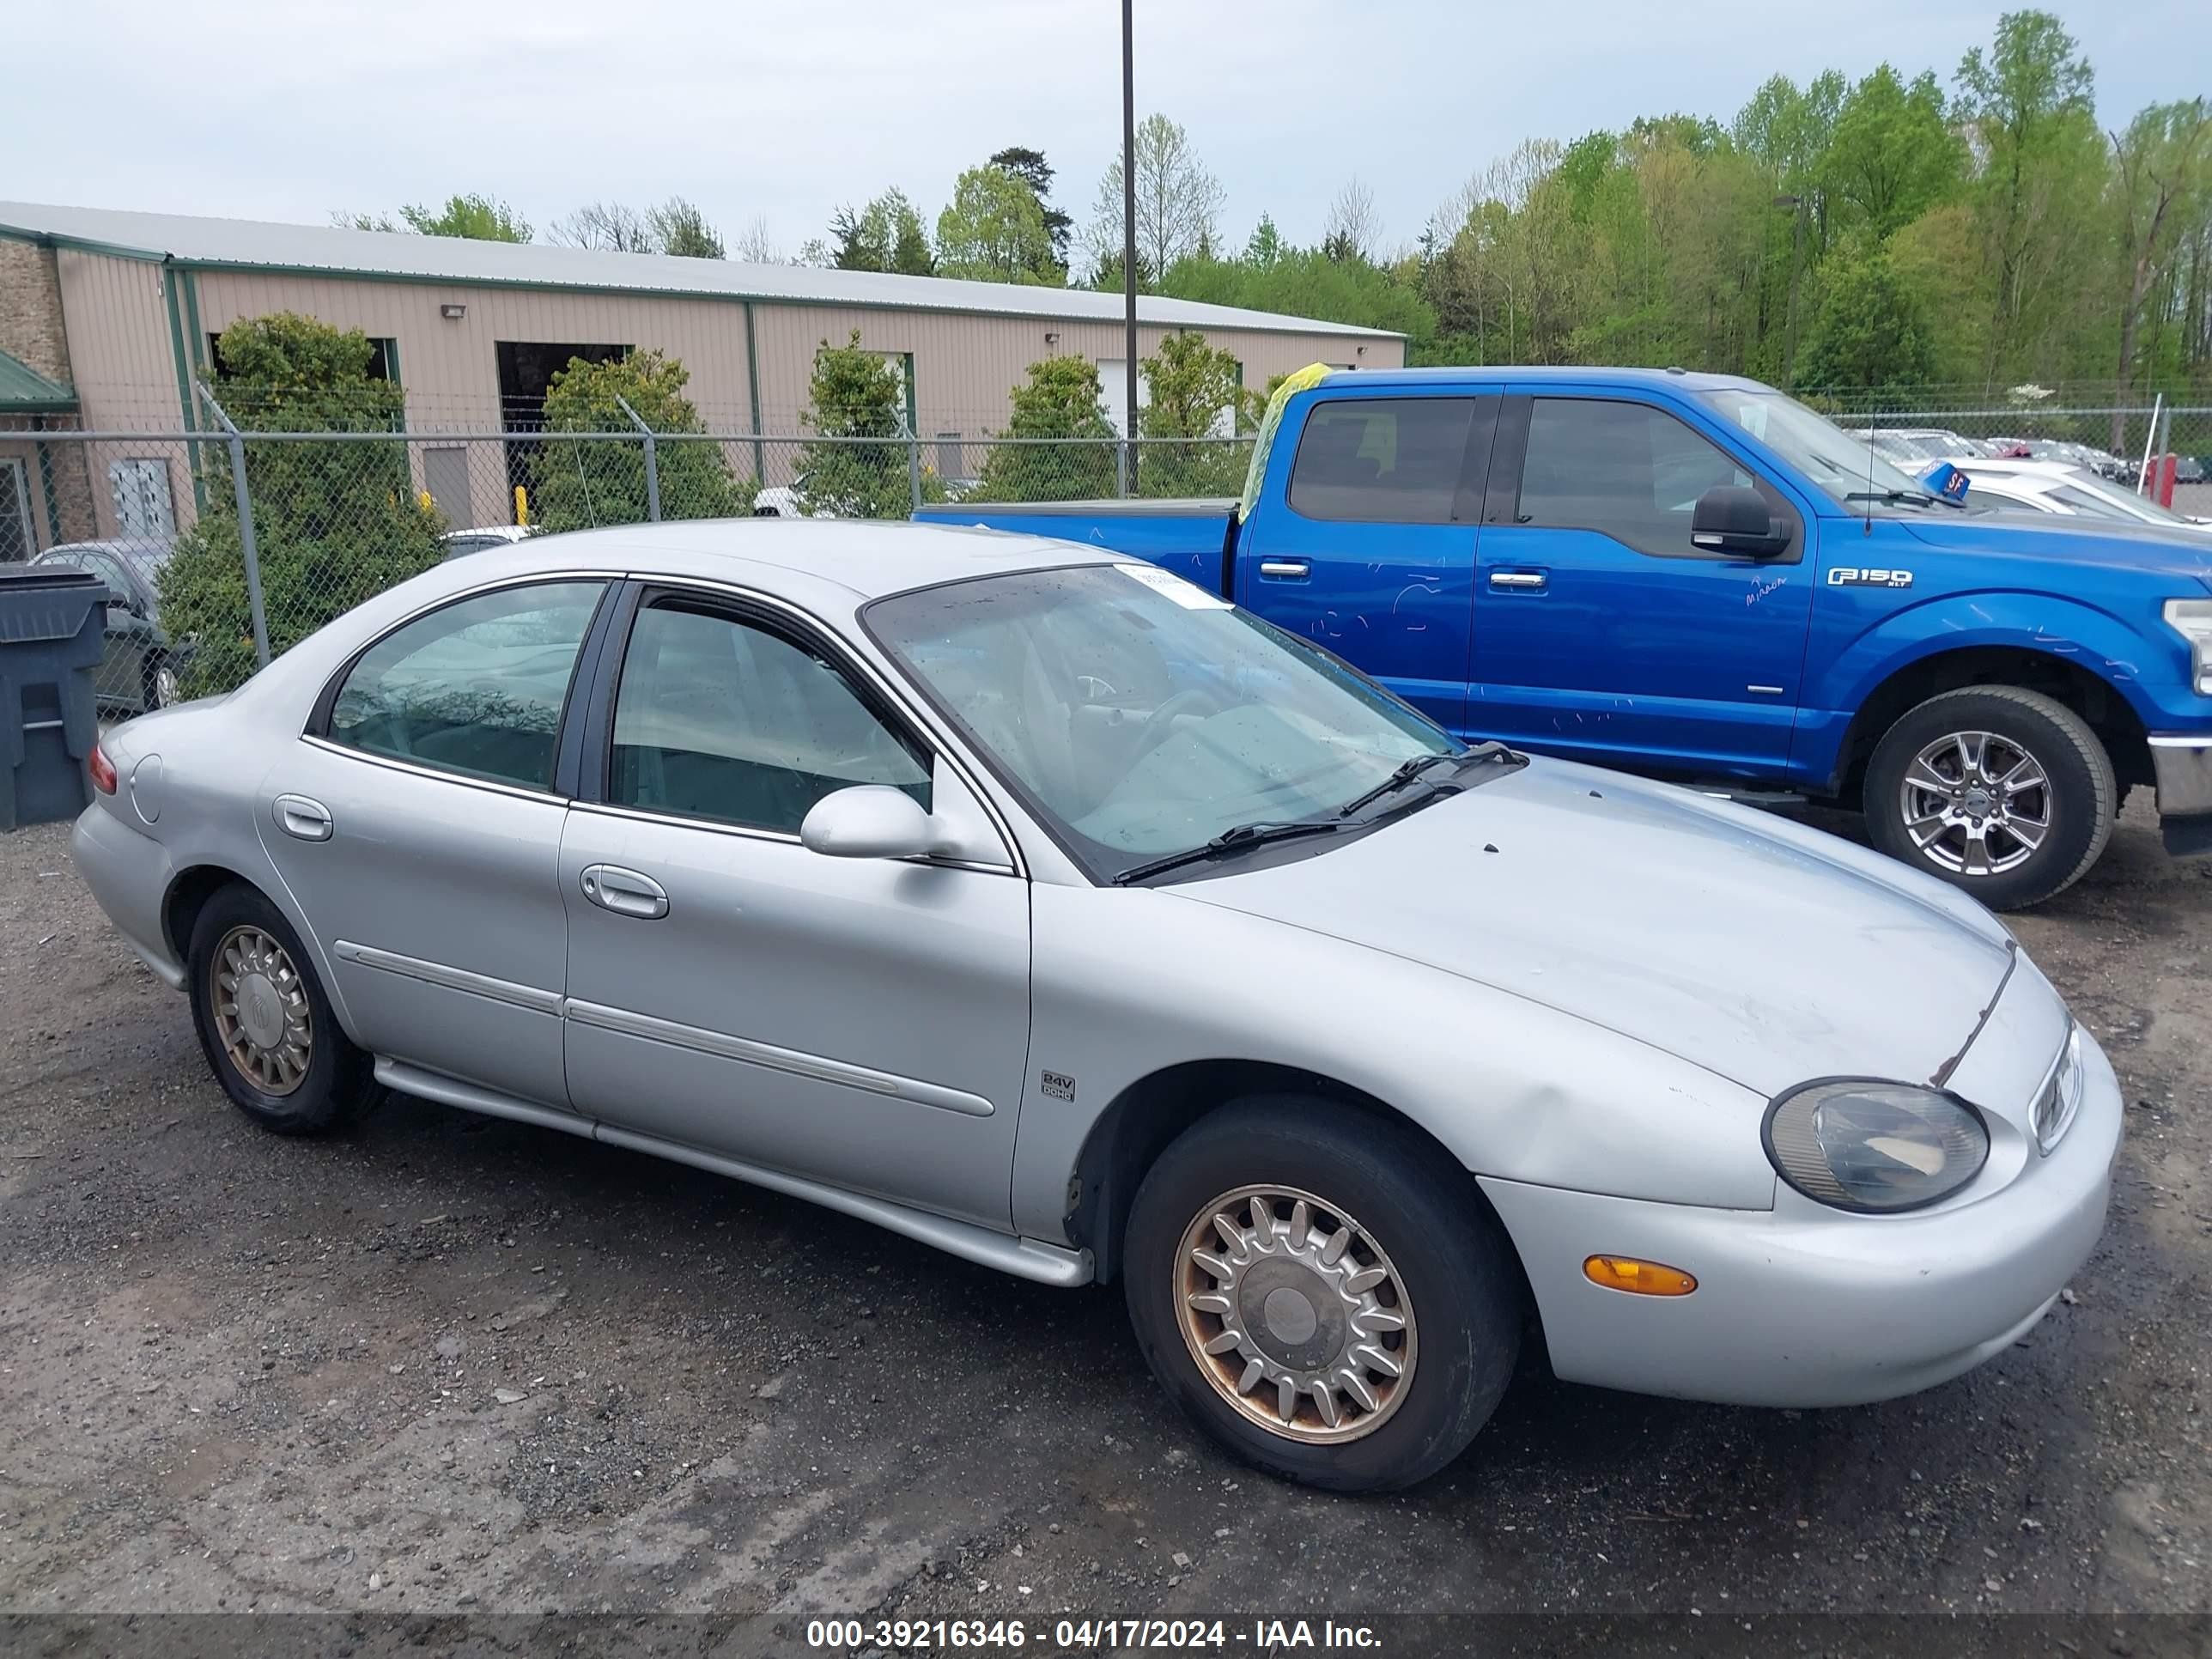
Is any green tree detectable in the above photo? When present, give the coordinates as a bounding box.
[936,166,1064,283]
[1792,242,1937,393]
[336,192,532,241]
[529,349,752,532]
[990,147,1073,270]
[1135,331,1255,496]
[2108,100,2212,428]
[647,198,725,258]
[819,190,935,274]
[973,356,1116,501]
[1823,66,1964,236]
[158,313,446,695]
[1086,113,1224,281]
[794,331,941,518]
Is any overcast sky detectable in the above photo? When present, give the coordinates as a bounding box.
[15,0,2206,264]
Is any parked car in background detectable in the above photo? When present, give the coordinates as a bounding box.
[70,520,2120,1492]
[928,367,2212,908]
[441,525,534,560]
[1959,459,2212,534]
[1978,436,2033,459]
[1850,427,1983,465]
[27,538,182,712]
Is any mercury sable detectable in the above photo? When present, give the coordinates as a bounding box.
[72,520,2120,1491]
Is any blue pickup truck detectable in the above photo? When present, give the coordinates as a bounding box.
[919,366,2212,908]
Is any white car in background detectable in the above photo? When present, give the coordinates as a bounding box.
[1960,459,2212,536]
[1850,427,1984,465]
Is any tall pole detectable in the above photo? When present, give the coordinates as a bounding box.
[1121,0,1139,496]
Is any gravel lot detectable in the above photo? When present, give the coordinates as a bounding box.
[2,794,2208,1638]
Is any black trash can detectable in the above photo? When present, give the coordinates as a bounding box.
[0,566,112,832]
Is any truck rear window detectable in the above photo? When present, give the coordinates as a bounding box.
[1286,398,1480,525]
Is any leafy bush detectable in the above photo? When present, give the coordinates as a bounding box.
[1135,331,1258,497]
[972,356,1116,501]
[529,349,754,531]
[794,331,943,518]
[159,313,446,696]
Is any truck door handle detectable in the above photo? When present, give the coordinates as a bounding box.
[1489,570,1547,590]
[273,794,333,842]
[580,864,669,921]
[1257,560,1310,580]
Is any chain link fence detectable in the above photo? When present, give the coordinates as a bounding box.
[0,407,1254,717]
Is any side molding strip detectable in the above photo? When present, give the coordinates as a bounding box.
[562,996,995,1118]
[334,940,562,1016]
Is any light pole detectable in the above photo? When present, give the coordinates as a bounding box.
[1121,0,1139,495]
[1773,192,1807,386]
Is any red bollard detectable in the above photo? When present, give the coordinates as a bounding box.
[2150,453,2179,508]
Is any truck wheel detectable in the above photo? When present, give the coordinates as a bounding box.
[1121,1097,1521,1492]
[1864,686,2114,909]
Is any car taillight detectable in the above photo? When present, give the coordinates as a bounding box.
[88,743,117,794]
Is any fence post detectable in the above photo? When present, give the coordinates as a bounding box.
[1115,439,1129,499]
[615,395,660,521]
[902,413,923,516]
[194,385,271,670]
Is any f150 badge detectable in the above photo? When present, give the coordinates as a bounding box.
[1828,567,1914,588]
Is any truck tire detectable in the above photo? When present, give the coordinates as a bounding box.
[1122,1096,1521,1492]
[1863,685,2114,909]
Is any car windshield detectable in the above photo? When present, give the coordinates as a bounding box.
[1699,389,1929,502]
[2057,468,2196,526]
[866,563,1460,881]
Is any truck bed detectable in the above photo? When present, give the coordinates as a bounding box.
[914,498,1238,594]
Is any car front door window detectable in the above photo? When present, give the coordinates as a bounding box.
[608,599,930,833]
[1517,398,1772,561]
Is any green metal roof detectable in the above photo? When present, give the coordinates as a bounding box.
[0,347,75,410]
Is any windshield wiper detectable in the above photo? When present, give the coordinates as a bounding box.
[1335,741,1522,818]
[1112,819,1347,886]
[1843,489,1943,510]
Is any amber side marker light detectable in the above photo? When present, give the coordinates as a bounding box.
[1583,1255,1698,1296]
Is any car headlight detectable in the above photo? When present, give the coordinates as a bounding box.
[1763,1081,1989,1212]
[2162,599,2212,694]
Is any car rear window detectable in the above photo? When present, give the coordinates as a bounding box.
[1286,398,1479,524]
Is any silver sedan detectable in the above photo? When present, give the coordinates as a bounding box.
[72,520,2120,1492]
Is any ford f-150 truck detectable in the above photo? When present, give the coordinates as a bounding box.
[917,366,2212,908]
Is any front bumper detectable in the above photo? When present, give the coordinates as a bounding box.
[2151,736,2212,855]
[1481,1022,2121,1410]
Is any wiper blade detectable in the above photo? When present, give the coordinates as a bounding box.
[1112,819,1346,886]
[1335,741,1522,819]
[1842,489,1939,509]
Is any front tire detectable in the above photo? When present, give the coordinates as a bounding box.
[1123,1097,1522,1492]
[1863,686,2114,909]
[186,884,374,1135]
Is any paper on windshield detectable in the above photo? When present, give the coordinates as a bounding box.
[1116,563,1232,610]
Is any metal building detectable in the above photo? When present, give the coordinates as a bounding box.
[0,201,1404,550]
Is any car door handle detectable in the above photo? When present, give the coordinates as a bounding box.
[273,794,333,842]
[1257,560,1310,580]
[1488,570,1547,590]
[580,864,669,921]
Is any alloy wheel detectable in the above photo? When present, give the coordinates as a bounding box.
[1174,1183,1417,1444]
[210,925,313,1096]
[1898,729,2051,877]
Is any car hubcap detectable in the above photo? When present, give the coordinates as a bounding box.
[1174,1184,1417,1444]
[210,925,313,1096]
[1899,730,2051,876]
[154,664,179,707]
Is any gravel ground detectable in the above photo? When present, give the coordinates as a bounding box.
[1,795,2208,1640]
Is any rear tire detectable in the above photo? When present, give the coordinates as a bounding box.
[1122,1096,1521,1492]
[1863,685,2113,910]
[186,883,373,1136]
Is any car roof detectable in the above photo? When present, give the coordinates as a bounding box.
[452,516,1120,604]
[1328,365,1767,394]
[1960,459,2085,480]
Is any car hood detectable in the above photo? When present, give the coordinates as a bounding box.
[1172,760,2014,1097]
[1901,511,2212,580]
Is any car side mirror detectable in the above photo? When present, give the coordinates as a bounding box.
[799,785,956,860]
[1691,485,1790,557]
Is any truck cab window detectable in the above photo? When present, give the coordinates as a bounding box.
[1516,398,1759,559]
[1287,398,1479,524]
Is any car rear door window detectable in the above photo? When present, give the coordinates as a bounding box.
[1286,398,1479,524]
[608,599,930,834]
[1516,398,1759,558]
[326,580,605,789]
